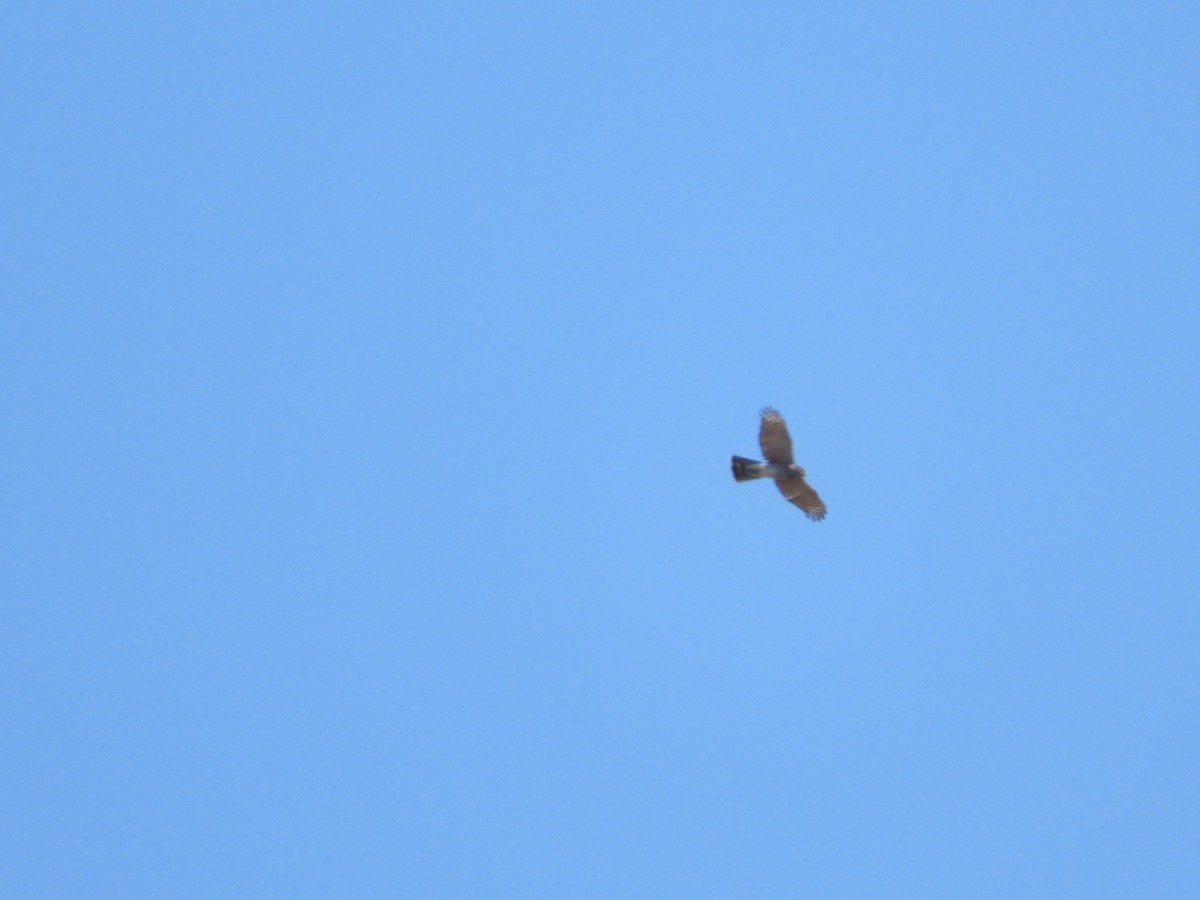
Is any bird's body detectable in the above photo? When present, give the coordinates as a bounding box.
[730,458,804,481]
[731,407,827,521]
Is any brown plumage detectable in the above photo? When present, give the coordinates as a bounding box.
[731,407,827,521]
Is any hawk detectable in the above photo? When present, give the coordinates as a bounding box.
[731,407,827,521]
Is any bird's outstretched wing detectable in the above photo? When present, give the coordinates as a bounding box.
[776,475,826,521]
[758,407,794,464]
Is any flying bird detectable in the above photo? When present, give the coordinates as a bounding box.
[731,407,827,521]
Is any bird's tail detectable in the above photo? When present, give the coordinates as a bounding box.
[731,456,761,482]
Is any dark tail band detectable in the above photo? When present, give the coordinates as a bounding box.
[731,456,758,482]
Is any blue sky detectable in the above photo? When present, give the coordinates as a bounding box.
[4,2,1199,896]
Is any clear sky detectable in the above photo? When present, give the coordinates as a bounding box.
[5,2,1199,897]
